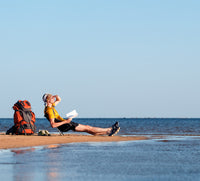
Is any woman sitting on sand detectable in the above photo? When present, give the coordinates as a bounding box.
[42,94,120,136]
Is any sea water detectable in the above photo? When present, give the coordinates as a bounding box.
[0,118,200,181]
[1,118,200,135]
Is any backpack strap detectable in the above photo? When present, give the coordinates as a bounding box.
[19,110,35,134]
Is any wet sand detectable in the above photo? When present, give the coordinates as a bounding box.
[0,133,148,149]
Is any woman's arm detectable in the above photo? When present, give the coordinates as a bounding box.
[53,95,61,106]
[49,118,72,128]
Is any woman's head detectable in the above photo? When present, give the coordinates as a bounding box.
[42,93,54,105]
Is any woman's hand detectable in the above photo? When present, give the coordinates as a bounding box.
[65,118,72,123]
[53,95,61,106]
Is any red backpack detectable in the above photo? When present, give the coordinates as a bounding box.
[13,100,36,135]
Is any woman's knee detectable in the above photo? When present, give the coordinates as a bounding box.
[76,124,91,132]
[84,125,92,131]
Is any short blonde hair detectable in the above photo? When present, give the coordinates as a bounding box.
[46,94,52,102]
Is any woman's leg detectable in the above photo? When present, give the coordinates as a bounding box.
[75,124,112,136]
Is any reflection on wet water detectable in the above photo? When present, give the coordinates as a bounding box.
[11,148,36,154]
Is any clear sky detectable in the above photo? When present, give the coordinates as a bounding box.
[0,0,200,118]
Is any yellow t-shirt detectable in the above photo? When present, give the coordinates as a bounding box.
[44,103,65,122]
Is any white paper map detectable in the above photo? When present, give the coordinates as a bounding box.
[66,110,78,118]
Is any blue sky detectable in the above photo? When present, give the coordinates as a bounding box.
[0,1,200,118]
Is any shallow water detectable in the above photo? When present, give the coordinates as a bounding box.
[0,136,200,181]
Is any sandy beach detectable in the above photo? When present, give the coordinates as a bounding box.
[0,133,148,149]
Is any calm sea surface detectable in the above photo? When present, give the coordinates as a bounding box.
[0,118,200,181]
[1,118,200,135]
